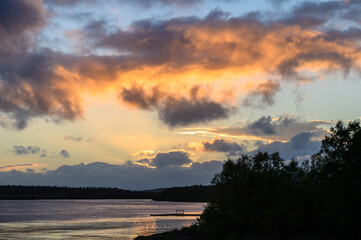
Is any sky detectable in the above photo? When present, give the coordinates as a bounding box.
[0,0,360,190]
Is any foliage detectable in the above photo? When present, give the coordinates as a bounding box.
[199,120,361,240]
[152,185,214,202]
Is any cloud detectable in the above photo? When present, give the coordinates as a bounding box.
[0,163,38,171]
[0,160,224,190]
[251,130,323,160]
[246,116,276,135]
[207,115,331,141]
[60,149,71,158]
[130,150,155,158]
[12,146,41,155]
[44,0,95,7]
[138,150,193,168]
[11,145,70,159]
[158,97,231,127]
[243,81,280,107]
[151,151,192,167]
[120,85,232,127]
[282,1,361,28]
[45,0,215,8]
[89,10,360,78]
[123,0,203,8]
[0,50,85,130]
[187,137,245,157]
[64,135,83,142]
[64,135,92,143]
[0,3,361,130]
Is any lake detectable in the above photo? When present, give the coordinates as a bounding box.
[0,199,205,239]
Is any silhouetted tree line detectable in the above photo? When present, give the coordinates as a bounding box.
[0,185,156,199]
[0,184,212,201]
[152,185,214,202]
[136,120,361,240]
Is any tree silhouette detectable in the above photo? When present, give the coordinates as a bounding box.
[198,120,361,240]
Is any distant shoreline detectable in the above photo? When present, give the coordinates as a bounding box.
[0,185,212,202]
[0,185,156,200]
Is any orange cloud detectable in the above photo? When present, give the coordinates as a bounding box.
[0,164,40,171]
[1,3,361,129]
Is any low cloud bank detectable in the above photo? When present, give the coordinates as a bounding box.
[251,131,323,160]
[0,160,223,190]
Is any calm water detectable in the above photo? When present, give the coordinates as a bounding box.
[0,199,205,239]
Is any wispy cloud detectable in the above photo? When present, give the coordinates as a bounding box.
[0,163,39,171]
[12,146,41,155]
[179,115,332,142]
[64,135,92,142]
[11,145,71,159]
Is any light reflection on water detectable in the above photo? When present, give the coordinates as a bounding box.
[0,199,205,239]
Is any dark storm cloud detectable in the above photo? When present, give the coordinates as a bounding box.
[12,146,41,155]
[120,86,231,127]
[0,160,224,190]
[251,131,323,160]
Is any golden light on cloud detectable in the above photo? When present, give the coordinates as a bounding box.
[0,164,40,171]
[1,0,361,131]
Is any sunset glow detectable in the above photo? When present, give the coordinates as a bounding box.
[0,0,360,189]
